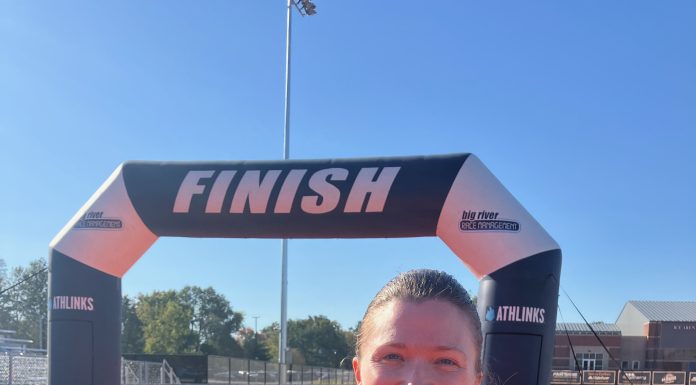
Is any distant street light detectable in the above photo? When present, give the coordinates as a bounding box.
[280,1,317,384]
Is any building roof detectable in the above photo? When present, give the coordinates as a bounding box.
[623,301,696,322]
[556,322,621,335]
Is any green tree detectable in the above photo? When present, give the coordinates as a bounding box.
[4,258,48,349]
[121,295,144,353]
[291,315,350,367]
[179,286,244,356]
[136,290,196,354]
[0,258,6,287]
[0,258,10,329]
[262,317,355,367]
[237,327,272,361]
[262,323,280,361]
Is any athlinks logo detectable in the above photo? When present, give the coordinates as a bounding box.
[50,296,95,312]
[485,305,545,324]
[74,211,122,230]
[459,210,520,232]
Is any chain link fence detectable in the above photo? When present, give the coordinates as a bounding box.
[1,353,353,385]
[0,353,180,385]
[0,354,47,385]
[208,356,355,385]
[122,358,180,384]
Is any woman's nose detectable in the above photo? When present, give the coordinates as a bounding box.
[402,363,434,385]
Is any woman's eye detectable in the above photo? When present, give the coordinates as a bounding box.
[383,353,403,361]
[435,358,459,367]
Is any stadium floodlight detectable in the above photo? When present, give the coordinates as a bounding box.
[294,0,317,16]
[280,1,317,384]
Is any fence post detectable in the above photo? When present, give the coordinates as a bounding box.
[229,357,232,385]
[264,361,267,385]
[247,359,251,385]
[8,354,12,385]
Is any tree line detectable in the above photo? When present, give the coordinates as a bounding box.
[0,258,356,367]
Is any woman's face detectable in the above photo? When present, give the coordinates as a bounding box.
[353,299,481,385]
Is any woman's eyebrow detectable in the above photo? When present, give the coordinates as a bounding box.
[379,343,467,355]
[381,342,407,349]
[435,346,468,355]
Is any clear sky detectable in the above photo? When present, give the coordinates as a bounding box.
[1,1,694,332]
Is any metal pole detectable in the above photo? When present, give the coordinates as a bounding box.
[254,316,260,360]
[280,0,292,384]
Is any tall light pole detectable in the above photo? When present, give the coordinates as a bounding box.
[280,1,316,383]
[253,316,260,360]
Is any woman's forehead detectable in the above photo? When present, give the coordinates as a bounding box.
[365,299,476,347]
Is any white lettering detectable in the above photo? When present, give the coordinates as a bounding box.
[533,308,540,323]
[523,307,532,322]
[492,305,546,324]
[230,170,282,214]
[173,171,215,213]
[344,167,401,213]
[174,167,400,214]
[301,168,348,214]
[274,169,307,213]
[205,171,236,213]
[51,296,95,312]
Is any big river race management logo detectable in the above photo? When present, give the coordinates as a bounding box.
[73,211,122,230]
[486,305,546,324]
[459,210,520,232]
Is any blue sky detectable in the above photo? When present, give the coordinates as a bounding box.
[1,1,694,332]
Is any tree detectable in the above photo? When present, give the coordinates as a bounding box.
[284,316,351,367]
[0,258,10,329]
[3,258,48,349]
[179,286,244,356]
[0,258,6,287]
[237,327,271,361]
[262,316,356,367]
[121,295,144,353]
[261,323,280,362]
[136,290,196,354]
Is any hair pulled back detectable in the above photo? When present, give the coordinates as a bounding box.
[355,269,482,373]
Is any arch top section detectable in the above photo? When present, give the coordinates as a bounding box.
[49,153,559,278]
[121,154,468,238]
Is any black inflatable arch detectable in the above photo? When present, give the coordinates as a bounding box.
[48,153,561,385]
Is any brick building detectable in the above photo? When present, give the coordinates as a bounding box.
[554,322,622,371]
[553,301,696,372]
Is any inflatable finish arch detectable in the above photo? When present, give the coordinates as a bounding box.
[48,153,561,385]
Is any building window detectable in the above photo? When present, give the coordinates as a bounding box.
[632,361,640,370]
[575,353,604,370]
[621,361,629,369]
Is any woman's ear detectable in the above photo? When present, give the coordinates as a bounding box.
[352,357,362,385]
[474,371,483,385]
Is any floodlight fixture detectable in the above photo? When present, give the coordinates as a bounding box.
[296,0,317,16]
